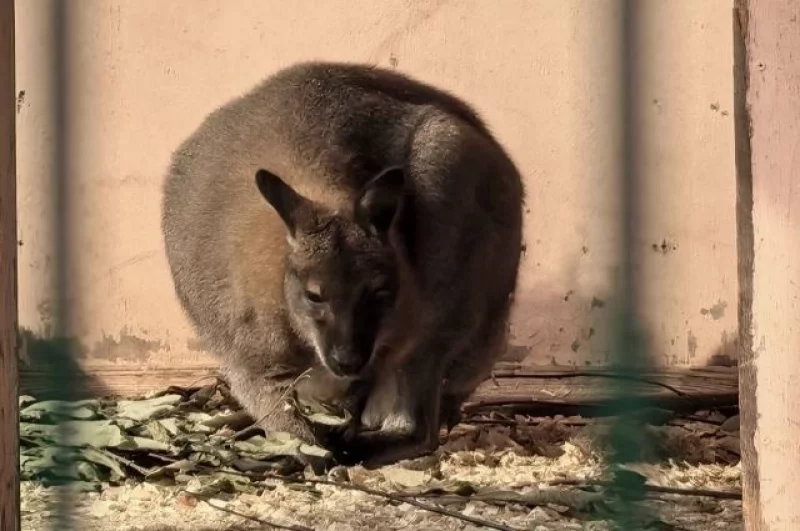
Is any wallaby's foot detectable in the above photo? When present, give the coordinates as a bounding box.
[440,394,466,433]
[253,407,316,443]
[339,428,439,469]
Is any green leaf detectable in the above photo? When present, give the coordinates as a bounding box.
[19,395,37,408]
[19,446,115,485]
[157,418,181,436]
[234,433,302,458]
[125,436,173,452]
[185,412,214,424]
[21,400,99,421]
[78,447,128,481]
[144,419,174,444]
[304,412,351,427]
[202,411,253,431]
[19,447,62,479]
[185,476,235,497]
[298,443,332,459]
[20,420,172,452]
[116,394,183,421]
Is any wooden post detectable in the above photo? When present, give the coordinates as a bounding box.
[0,0,18,530]
[735,2,800,529]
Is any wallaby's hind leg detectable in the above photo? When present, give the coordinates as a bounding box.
[440,316,511,432]
[440,391,468,433]
[225,368,316,442]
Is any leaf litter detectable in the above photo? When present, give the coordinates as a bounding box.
[20,380,744,530]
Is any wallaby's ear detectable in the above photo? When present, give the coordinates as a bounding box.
[255,169,307,237]
[355,166,406,241]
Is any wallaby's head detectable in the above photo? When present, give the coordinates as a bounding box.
[256,166,407,378]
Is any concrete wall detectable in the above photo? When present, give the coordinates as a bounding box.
[14,0,737,374]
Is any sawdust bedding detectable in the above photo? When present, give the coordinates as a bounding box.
[19,382,743,531]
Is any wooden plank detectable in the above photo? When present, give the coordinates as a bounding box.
[19,365,220,399]
[736,1,800,529]
[18,360,738,400]
[0,0,18,529]
[19,363,738,415]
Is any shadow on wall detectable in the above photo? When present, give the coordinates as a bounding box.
[504,282,619,367]
[706,330,738,367]
[17,327,113,400]
[504,284,740,369]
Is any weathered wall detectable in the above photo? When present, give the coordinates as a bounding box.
[14,0,737,375]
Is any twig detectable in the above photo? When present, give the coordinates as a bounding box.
[671,415,725,426]
[103,449,152,475]
[229,369,313,440]
[397,487,603,512]
[491,370,689,397]
[548,479,742,500]
[183,374,222,390]
[462,393,739,417]
[269,476,524,531]
[189,465,521,531]
[465,417,590,427]
[180,489,315,531]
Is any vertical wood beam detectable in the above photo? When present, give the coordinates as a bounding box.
[0,0,19,529]
[735,1,800,529]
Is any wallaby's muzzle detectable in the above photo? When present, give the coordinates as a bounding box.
[327,345,368,377]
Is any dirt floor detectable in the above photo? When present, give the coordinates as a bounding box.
[20,406,743,531]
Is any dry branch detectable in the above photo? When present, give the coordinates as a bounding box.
[181,490,314,531]
[548,479,742,500]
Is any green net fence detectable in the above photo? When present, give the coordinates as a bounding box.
[34,1,654,530]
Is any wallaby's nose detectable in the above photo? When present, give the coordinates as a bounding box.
[328,348,365,376]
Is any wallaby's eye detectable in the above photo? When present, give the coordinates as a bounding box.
[370,277,394,303]
[375,289,392,300]
[305,291,324,304]
[373,286,395,306]
[305,287,325,304]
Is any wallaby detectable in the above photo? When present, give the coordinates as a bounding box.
[162,61,524,467]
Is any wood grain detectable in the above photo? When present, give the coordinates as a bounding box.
[736,1,800,529]
[733,2,760,529]
[19,363,738,415]
[0,0,18,528]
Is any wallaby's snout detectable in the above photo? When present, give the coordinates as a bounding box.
[327,345,366,376]
[325,308,383,376]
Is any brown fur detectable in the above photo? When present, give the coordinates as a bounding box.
[161,61,524,466]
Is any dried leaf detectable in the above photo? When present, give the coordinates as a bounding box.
[304,411,351,427]
[382,468,430,488]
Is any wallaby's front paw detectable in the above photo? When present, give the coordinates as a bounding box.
[439,396,465,433]
[360,406,417,435]
[354,430,438,469]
